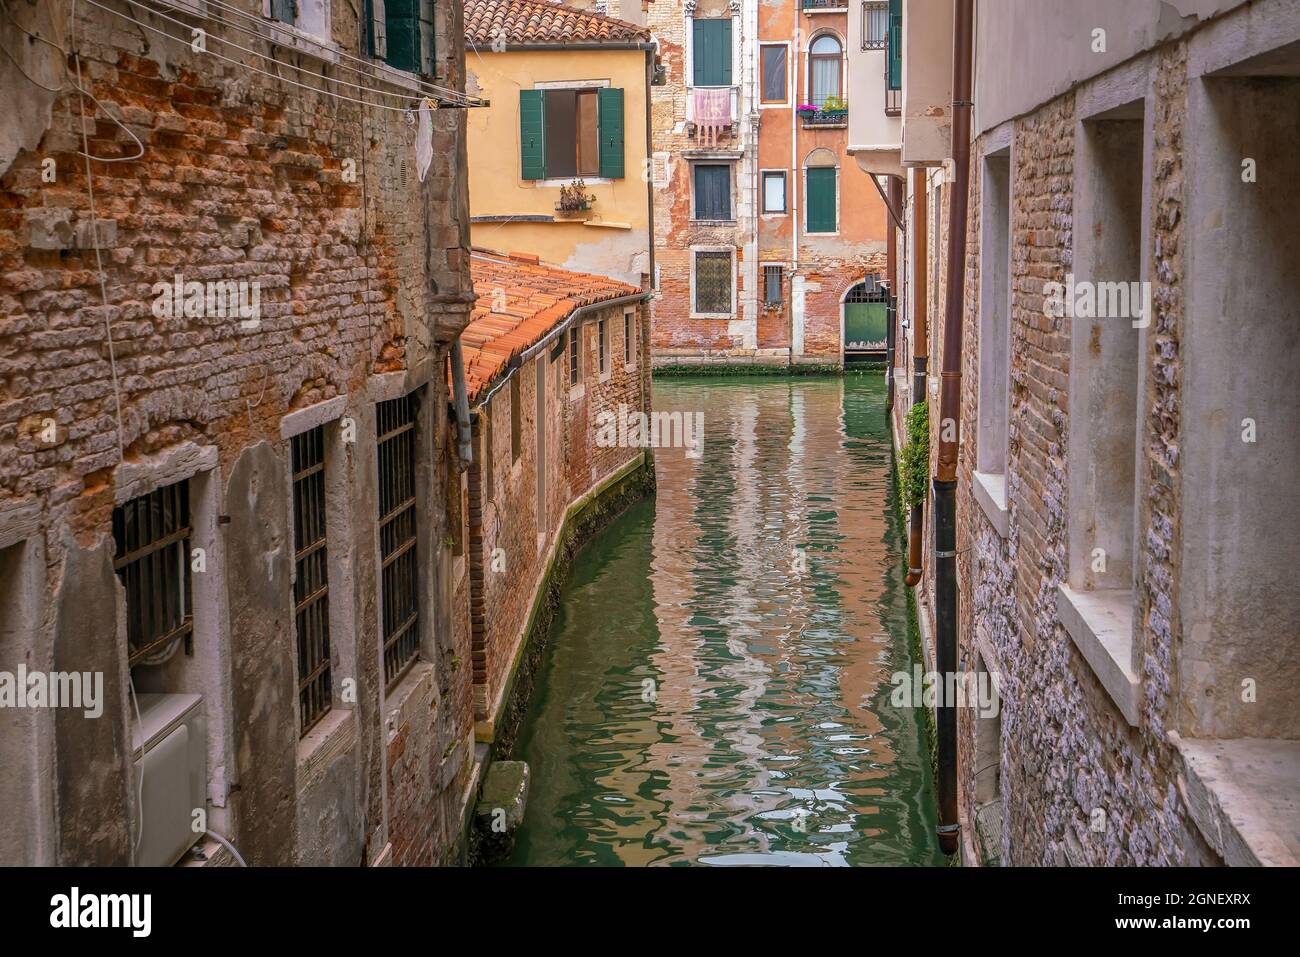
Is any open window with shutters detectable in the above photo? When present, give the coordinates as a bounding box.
[364,0,435,76]
[520,87,625,181]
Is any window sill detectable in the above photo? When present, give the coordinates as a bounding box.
[973,470,1009,538]
[691,219,738,227]
[1056,585,1140,725]
[691,312,735,321]
[266,21,340,64]
[537,177,612,188]
[569,383,585,402]
[1173,734,1300,866]
[297,706,355,770]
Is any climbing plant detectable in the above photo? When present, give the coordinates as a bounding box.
[900,400,930,511]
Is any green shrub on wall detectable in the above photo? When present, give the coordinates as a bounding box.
[900,400,930,511]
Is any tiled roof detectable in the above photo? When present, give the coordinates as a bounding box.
[464,0,651,47]
[461,249,639,402]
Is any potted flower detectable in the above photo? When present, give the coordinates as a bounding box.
[821,95,848,114]
[797,103,817,114]
[556,179,595,217]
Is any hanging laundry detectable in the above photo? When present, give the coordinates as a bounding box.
[416,99,435,182]
[692,88,731,148]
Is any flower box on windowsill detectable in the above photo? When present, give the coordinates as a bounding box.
[801,108,848,128]
[554,205,594,220]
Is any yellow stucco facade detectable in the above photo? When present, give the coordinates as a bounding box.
[466,48,653,286]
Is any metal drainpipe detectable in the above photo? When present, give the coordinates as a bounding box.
[789,14,800,368]
[904,166,928,591]
[885,176,900,411]
[933,0,975,859]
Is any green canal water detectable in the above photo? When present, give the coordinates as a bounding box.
[506,374,944,866]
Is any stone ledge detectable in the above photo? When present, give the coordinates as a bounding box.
[973,469,1009,538]
[1056,584,1140,725]
[1174,735,1300,866]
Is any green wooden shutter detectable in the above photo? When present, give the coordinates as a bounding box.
[806,167,837,233]
[520,89,546,180]
[270,0,296,24]
[598,87,624,179]
[887,0,903,90]
[692,19,733,87]
[385,0,420,73]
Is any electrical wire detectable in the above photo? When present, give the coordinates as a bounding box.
[111,0,470,108]
[195,0,475,105]
[0,35,63,92]
[81,0,453,113]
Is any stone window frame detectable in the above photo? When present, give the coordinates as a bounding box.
[760,168,788,216]
[802,149,841,236]
[689,158,737,224]
[1056,57,1156,730]
[567,324,586,402]
[623,308,638,372]
[805,29,847,108]
[112,441,234,836]
[0,500,53,864]
[597,316,613,382]
[689,244,738,320]
[758,41,791,107]
[684,9,740,92]
[263,0,337,55]
[973,124,1014,539]
[280,396,360,757]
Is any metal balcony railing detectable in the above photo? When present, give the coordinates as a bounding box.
[802,0,847,10]
[885,85,901,116]
[800,107,849,127]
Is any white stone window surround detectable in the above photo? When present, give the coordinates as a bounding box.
[759,167,789,216]
[801,156,840,237]
[683,7,741,127]
[261,0,339,61]
[622,308,638,372]
[689,244,738,320]
[1058,58,1155,730]
[757,41,791,108]
[803,28,847,106]
[688,154,739,224]
[112,441,235,831]
[973,122,1013,538]
[280,396,360,756]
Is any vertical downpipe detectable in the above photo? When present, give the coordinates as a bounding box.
[934,0,975,858]
[911,166,928,402]
[886,177,899,411]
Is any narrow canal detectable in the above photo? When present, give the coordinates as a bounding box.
[506,374,944,866]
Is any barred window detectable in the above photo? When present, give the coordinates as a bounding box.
[377,394,420,690]
[862,2,889,50]
[598,318,609,375]
[291,426,332,736]
[623,313,633,365]
[113,481,193,668]
[569,327,582,386]
[510,375,522,462]
[764,264,784,305]
[694,251,732,315]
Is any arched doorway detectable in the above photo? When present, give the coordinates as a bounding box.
[842,275,889,362]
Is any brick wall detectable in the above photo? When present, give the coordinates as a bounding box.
[0,0,475,866]
[470,301,648,731]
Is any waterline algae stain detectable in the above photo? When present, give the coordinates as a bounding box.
[507,376,943,866]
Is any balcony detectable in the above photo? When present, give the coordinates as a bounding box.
[801,0,849,10]
[885,85,901,116]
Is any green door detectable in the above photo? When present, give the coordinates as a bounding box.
[844,301,888,351]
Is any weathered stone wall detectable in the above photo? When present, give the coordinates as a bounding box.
[0,0,475,867]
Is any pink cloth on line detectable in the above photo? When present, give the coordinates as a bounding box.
[692,87,732,147]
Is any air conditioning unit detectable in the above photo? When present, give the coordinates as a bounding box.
[131,693,206,867]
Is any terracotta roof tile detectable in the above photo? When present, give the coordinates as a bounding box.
[459,249,639,402]
[464,0,650,47]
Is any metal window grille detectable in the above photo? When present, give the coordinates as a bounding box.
[623,314,632,364]
[764,265,784,305]
[861,2,888,50]
[569,327,581,386]
[377,394,420,690]
[846,274,890,303]
[598,318,608,374]
[694,251,732,314]
[291,426,332,736]
[112,481,193,668]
